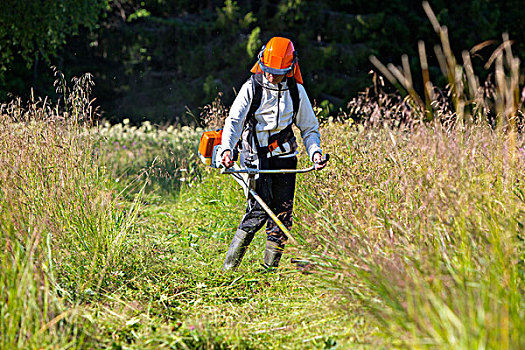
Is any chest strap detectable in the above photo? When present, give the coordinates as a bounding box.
[256,124,296,157]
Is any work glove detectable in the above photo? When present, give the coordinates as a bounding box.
[221,150,234,168]
[313,152,327,170]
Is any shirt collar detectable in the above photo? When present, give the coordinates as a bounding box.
[262,74,288,90]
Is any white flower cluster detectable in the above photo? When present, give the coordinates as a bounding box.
[91,120,204,184]
[93,120,203,148]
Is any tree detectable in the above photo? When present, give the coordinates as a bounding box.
[0,0,108,88]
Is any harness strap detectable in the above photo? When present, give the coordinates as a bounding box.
[248,74,263,123]
[287,76,300,123]
[239,74,300,157]
[247,74,264,151]
[257,124,296,157]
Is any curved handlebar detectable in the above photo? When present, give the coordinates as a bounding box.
[221,153,329,175]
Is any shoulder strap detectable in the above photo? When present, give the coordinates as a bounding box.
[242,75,300,154]
[287,76,300,122]
[248,74,263,121]
[241,74,263,151]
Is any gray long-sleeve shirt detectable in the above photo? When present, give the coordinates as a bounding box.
[221,74,322,161]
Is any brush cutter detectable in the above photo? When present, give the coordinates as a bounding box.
[198,130,329,245]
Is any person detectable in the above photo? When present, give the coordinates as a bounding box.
[220,36,326,271]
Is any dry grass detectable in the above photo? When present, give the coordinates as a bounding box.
[293,2,524,348]
[0,72,140,348]
[296,122,525,348]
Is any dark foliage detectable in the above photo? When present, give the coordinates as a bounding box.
[1,0,523,125]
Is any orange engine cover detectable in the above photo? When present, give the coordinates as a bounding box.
[198,129,223,165]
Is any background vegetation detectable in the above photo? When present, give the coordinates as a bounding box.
[1,0,524,124]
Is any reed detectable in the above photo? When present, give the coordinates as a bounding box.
[369,1,523,130]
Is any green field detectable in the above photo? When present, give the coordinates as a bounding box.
[2,103,524,348]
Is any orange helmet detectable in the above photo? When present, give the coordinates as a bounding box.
[250,37,303,84]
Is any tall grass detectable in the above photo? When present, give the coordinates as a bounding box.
[297,123,525,348]
[369,1,522,130]
[92,119,202,199]
[296,2,525,348]
[0,72,139,348]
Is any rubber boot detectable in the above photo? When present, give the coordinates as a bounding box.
[222,229,253,271]
[262,240,284,269]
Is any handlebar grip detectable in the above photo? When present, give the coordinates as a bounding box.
[318,153,330,166]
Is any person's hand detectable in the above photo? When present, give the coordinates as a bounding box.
[221,150,234,168]
[313,152,327,170]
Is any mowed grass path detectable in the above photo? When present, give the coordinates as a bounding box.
[82,121,376,349]
[116,168,372,349]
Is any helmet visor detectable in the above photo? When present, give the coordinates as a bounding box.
[258,58,294,75]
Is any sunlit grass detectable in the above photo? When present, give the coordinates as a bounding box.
[92,120,203,199]
[4,82,523,348]
[294,2,524,348]
[0,73,113,348]
[296,122,525,349]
